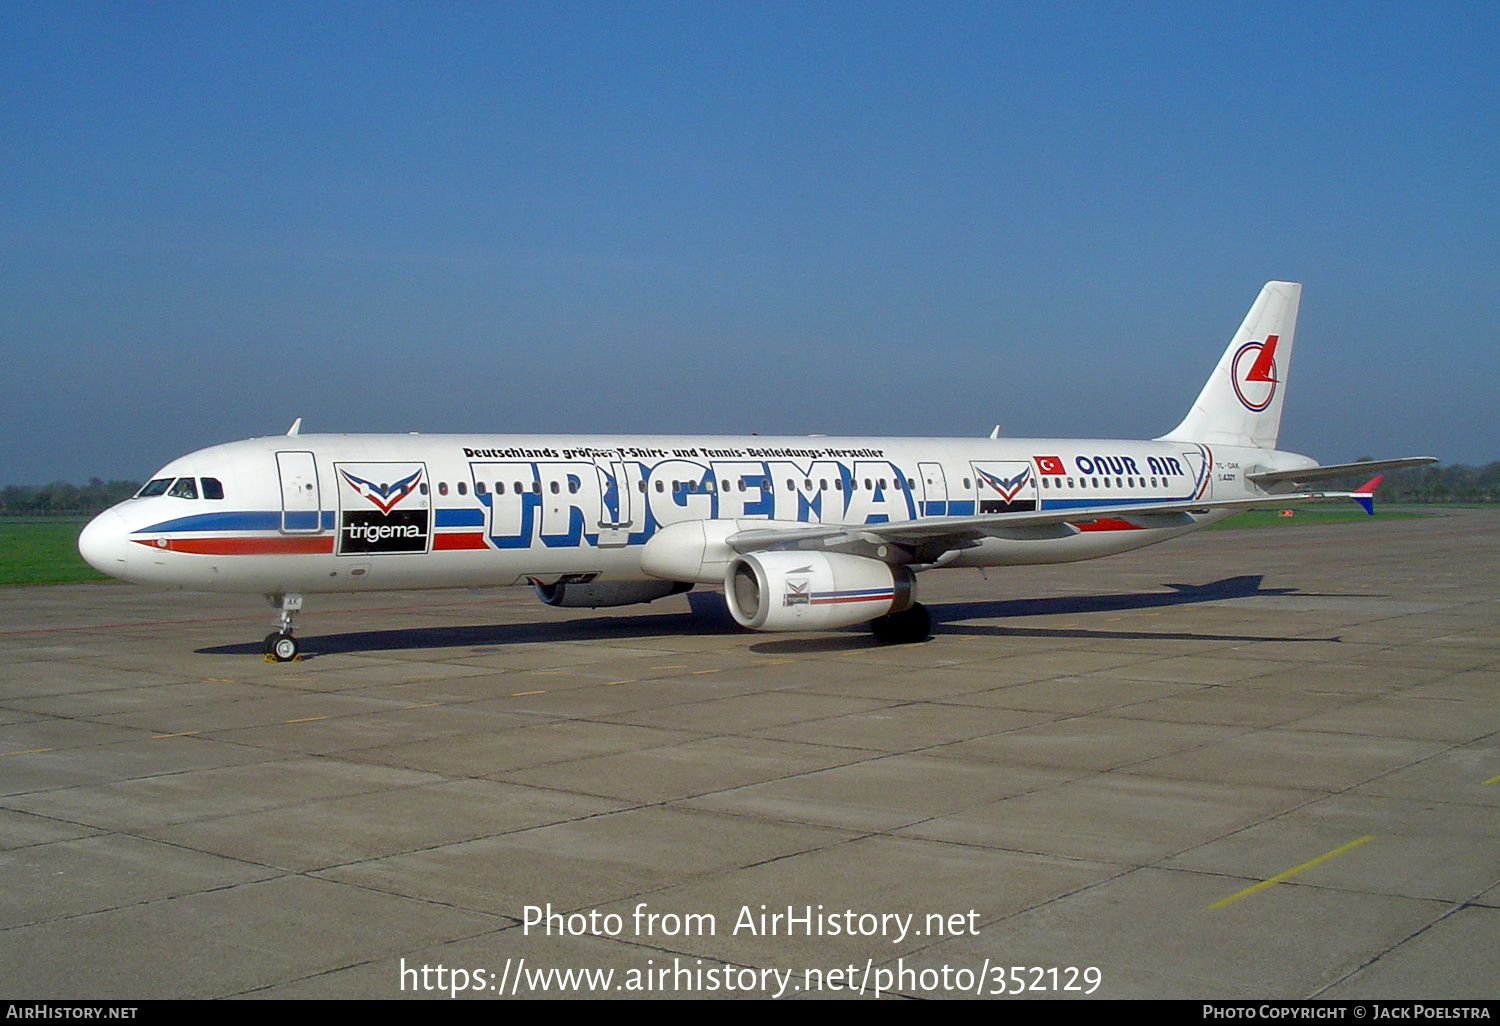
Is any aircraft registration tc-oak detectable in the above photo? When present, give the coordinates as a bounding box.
[79,282,1435,661]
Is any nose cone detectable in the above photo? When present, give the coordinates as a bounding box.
[78,509,130,578]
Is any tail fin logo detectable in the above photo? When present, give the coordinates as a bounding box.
[1231,335,1279,412]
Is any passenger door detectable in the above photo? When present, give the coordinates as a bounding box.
[276,451,322,533]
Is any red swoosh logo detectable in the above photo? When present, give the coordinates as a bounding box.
[1245,335,1279,383]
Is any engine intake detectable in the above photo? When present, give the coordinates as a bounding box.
[724,551,914,631]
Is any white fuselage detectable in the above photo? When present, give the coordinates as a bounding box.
[78,431,1313,595]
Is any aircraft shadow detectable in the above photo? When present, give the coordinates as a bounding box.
[195,574,1342,659]
[197,604,741,658]
[751,574,1347,653]
[913,573,1341,647]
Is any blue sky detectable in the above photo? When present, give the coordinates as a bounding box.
[3,1,1495,484]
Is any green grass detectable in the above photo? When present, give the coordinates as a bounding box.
[0,519,112,586]
[1206,508,1428,530]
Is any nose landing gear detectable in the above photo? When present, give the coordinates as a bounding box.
[263,593,304,662]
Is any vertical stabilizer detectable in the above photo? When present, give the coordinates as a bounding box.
[1159,281,1301,449]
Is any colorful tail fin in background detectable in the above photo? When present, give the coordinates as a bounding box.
[1352,475,1384,515]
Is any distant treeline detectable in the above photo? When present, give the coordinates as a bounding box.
[1,462,1496,516]
[1332,461,1500,505]
[1,480,141,517]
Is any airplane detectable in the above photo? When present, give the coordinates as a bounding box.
[77,282,1436,661]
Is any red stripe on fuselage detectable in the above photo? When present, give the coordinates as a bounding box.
[131,536,336,555]
[432,532,489,550]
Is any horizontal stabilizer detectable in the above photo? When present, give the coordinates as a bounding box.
[1247,456,1437,488]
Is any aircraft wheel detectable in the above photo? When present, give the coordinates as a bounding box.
[262,632,280,655]
[268,633,299,662]
[869,602,931,644]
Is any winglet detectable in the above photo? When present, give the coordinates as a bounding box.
[287,418,302,437]
[1352,474,1384,515]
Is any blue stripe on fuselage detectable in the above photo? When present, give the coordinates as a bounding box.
[435,508,485,528]
[136,511,284,534]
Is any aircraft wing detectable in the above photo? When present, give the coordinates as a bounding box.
[1247,456,1437,488]
[725,487,1383,560]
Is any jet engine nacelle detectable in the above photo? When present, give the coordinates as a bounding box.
[533,579,693,609]
[724,551,915,631]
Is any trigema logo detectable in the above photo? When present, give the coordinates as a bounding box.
[336,463,430,554]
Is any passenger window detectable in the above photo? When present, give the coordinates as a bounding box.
[167,477,198,499]
[476,482,487,495]
[438,482,449,496]
[201,477,225,500]
[457,482,468,496]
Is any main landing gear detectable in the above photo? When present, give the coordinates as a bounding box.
[263,592,303,662]
[868,602,932,645]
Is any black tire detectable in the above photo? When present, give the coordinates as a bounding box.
[263,632,281,655]
[269,633,299,662]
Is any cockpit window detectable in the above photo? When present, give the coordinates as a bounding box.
[201,477,224,500]
[136,478,173,498]
[167,477,199,499]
